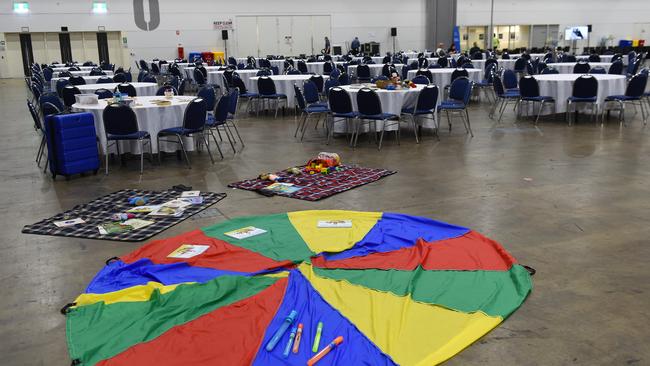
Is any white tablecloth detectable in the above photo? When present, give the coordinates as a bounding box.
[184,66,223,81]
[248,75,329,108]
[160,63,192,74]
[207,69,259,91]
[471,59,517,71]
[75,82,158,96]
[576,55,615,63]
[333,84,425,132]
[304,61,347,75]
[55,70,114,77]
[532,74,627,114]
[347,64,405,78]
[407,68,482,88]
[237,58,287,73]
[72,96,199,154]
[549,62,612,74]
[51,66,96,72]
[50,75,115,90]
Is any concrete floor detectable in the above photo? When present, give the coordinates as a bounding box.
[1,77,649,366]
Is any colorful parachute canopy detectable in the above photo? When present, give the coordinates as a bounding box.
[65,210,533,366]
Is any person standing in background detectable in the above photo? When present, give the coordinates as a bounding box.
[324,37,331,54]
[351,37,361,55]
[435,43,446,57]
[492,33,500,51]
[469,42,481,55]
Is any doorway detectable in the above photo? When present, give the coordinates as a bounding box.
[97,32,110,63]
[59,33,73,63]
[19,33,34,76]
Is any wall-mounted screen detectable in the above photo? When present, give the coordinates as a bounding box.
[565,26,588,40]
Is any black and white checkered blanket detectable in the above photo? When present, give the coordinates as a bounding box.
[21,189,226,242]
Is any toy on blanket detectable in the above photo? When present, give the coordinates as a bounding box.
[111,213,136,221]
[128,196,149,206]
[305,152,342,175]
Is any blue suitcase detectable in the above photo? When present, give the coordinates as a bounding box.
[45,112,100,179]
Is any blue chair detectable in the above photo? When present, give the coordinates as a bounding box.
[27,100,48,165]
[416,69,433,83]
[401,84,439,142]
[502,69,518,91]
[94,88,113,99]
[327,87,358,145]
[193,68,207,87]
[309,75,325,93]
[474,64,496,101]
[588,54,601,62]
[102,103,152,174]
[513,58,527,74]
[257,76,287,118]
[69,75,86,85]
[437,57,449,68]
[116,83,137,97]
[142,74,157,83]
[489,74,520,122]
[412,75,430,85]
[297,61,308,74]
[294,84,330,141]
[232,75,259,113]
[303,80,326,108]
[329,68,341,80]
[113,73,127,83]
[573,62,590,74]
[370,75,389,83]
[589,67,607,74]
[96,76,114,84]
[356,64,371,82]
[137,70,148,82]
[438,77,473,136]
[61,85,81,108]
[518,75,555,124]
[43,68,53,82]
[566,75,598,125]
[90,68,106,76]
[401,64,411,80]
[323,78,340,97]
[355,88,400,149]
[626,58,641,77]
[602,73,648,124]
[204,94,232,158]
[608,61,624,75]
[225,88,245,147]
[39,93,65,114]
[156,85,178,96]
[338,72,350,85]
[157,98,214,168]
[198,86,217,114]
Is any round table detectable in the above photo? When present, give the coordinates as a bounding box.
[532,74,626,114]
[248,75,329,108]
[50,75,115,90]
[549,62,612,74]
[407,68,482,88]
[160,63,191,74]
[577,55,616,63]
[75,82,158,97]
[208,69,259,91]
[304,61,347,75]
[55,70,114,77]
[347,64,405,78]
[471,59,517,71]
[184,66,223,81]
[51,66,96,72]
[332,84,426,133]
[72,96,198,154]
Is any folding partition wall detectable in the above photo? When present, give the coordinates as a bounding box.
[236,15,331,57]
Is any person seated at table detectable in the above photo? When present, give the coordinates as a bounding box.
[469,42,481,55]
[323,36,331,54]
[435,43,447,57]
[447,44,457,54]
[351,37,361,55]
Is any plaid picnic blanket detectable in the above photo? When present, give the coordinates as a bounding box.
[22,189,226,242]
[228,165,395,201]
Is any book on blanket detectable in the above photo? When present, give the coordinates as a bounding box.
[262,182,303,194]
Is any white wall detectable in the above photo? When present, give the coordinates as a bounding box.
[0,0,426,77]
[458,0,650,48]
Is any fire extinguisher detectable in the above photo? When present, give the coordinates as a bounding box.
[177,46,184,59]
